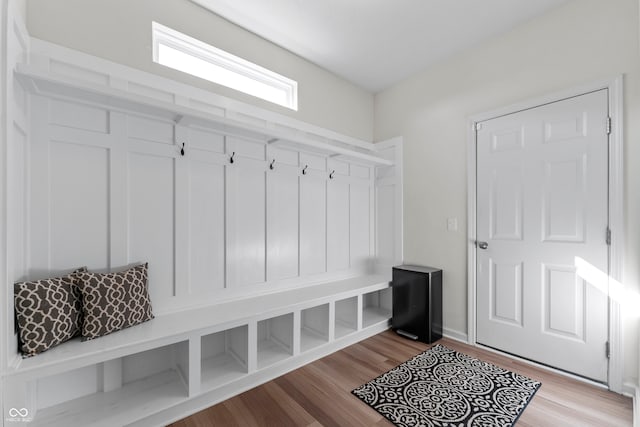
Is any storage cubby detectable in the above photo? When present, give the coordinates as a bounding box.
[363,288,393,328]
[335,296,358,338]
[257,313,294,369]
[300,304,330,352]
[201,325,249,390]
[31,341,189,427]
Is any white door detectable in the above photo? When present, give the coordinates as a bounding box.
[476,90,609,382]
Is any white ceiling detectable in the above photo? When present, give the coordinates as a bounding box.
[191,0,571,93]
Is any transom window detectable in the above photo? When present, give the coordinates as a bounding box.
[152,22,298,110]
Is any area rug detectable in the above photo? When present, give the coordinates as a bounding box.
[352,344,541,427]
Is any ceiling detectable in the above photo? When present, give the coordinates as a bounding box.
[191,0,571,93]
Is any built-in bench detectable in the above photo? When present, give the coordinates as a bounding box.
[5,275,392,427]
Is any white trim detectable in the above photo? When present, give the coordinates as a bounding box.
[374,136,404,266]
[152,22,298,111]
[607,76,625,393]
[634,384,639,427]
[442,328,468,343]
[467,76,624,392]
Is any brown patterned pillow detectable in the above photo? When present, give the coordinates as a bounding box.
[14,268,87,357]
[76,263,154,340]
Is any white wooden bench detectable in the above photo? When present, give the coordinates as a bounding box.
[5,275,392,426]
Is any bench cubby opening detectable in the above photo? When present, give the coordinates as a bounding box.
[300,304,330,352]
[201,325,249,390]
[335,296,359,338]
[257,313,294,369]
[29,341,190,427]
[362,288,393,328]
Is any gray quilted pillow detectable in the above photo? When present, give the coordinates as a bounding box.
[76,263,154,340]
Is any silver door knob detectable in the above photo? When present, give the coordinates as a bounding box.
[477,241,488,250]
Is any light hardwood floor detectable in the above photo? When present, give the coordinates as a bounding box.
[170,330,633,426]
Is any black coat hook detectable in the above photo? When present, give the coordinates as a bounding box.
[329,170,335,179]
[229,152,235,164]
[302,165,308,175]
[269,159,275,170]
[180,142,185,156]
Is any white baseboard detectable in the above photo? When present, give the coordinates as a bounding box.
[442,327,468,343]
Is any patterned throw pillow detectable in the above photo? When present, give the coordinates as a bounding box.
[76,263,154,340]
[14,268,87,357]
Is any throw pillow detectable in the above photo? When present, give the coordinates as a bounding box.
[76,263,154,340]
[14,267,86,357]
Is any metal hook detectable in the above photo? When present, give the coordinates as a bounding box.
[229,152,235,164]
[180,142,185,156]
[302,165,308,175]
[269,159,275,170]
[329,170,335,179]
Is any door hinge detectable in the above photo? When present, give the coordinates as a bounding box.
[474,122,483,131]
[606,341,610,359]
[606,227,611,245]
[606,116,612,135]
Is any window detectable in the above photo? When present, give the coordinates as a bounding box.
[152,22,298,110]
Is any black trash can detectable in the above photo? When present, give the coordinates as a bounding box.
[392,265,443,344]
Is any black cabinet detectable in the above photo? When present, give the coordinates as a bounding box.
[392,265,442,343]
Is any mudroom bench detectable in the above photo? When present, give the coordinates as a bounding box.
[4,275,392,427]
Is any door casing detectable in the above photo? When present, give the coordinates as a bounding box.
[466,76,624,392]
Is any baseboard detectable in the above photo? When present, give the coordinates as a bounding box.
[128,323,391,426]
[442,327,468,343]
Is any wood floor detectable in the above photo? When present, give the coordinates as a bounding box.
[170,330,633,427]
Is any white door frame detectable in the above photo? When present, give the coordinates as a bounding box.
[466,76,624,392]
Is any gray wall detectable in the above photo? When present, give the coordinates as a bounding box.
[26,0,374,141]
[375,0,640,387]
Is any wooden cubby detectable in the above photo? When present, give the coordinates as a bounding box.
[362,288,393,328]
[257,313,294,369]
[300,304,330,352]
[335,296,359,338]
[201,325,249,391]
[29,341,189,427]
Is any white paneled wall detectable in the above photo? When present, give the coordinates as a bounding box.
[27,96,377,313]
[2,30,402,424]
[3,0,30,373]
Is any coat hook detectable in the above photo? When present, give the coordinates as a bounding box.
[229,152,235,164]
[329,170,335,179]
[180,142,185,156]
[302,165,308,175]
[269,159,275,170]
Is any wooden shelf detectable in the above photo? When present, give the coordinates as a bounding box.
[32,369,187,427]
[363,307,392,328]
[257,313,293,369]
[14,65,393,167]
[201,353,247,391]
[300,327,328,353]
[335,297,358,338]
[363,288,393,328]
[257,339,291,370]
[335,320,357,339]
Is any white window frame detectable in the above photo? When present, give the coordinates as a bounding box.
[152,22,298,110]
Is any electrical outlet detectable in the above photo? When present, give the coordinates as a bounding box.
[447,217,458,232]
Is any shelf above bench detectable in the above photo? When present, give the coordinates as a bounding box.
[15,65,393,167]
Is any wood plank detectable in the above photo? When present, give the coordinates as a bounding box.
[170,330,633,427]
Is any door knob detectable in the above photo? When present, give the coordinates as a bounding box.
[477,241,488,250]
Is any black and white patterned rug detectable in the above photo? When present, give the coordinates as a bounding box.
[352,344,541,427]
